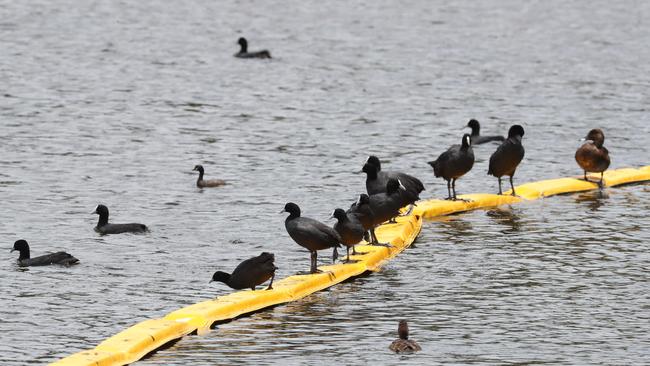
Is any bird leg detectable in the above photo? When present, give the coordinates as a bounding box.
[584,171,588,181]
[346,246,350,262]
[598,172,604,189]
[352,246,368,256]
[497,177,503,195]
[509,175,517,196]
[370,228,393,247]
[266,273,275,290]
[452,179,471,202]
[332,247,338,263]
[311,251,318,273]
[445,180,453,200]
[452,178,457,200]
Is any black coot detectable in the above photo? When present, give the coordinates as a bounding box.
[93,204,148,234]
[428,134,475,200]
[466,119,505,144]
[366,179,403,245]
[282,202,341,273]
[347,194,375,243]
[235,37,271,59]
[11,239,78,267]
[488,125,525,195]
[211,252,277,291]
[575,128,610,187]
[363,155,425,197]
[332,208,365,261]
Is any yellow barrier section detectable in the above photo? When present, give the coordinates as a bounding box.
[51,166,650,366]
[415,166,650,219]
[52,213,422,366]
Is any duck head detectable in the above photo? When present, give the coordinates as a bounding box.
[466,119,480,135]
[398,320,410,340]
[366,155,381,171]
[508,125,525,140]
[211,271,231,284]
[330,208,347,221]
[362,162,379,179]
[584,128,605,147]
[357,193,370,205]
[237,37,248,52]
[281,202,301,218]
[93,204,109,226]
[11,239,30,260]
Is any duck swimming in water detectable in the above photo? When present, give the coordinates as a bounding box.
[93,204,148,234]
[488,125,525,195]
[466,119,505,145]
[389,320,421,353]
[211,252,277,291]
[235,37,271,59]
[575,128,610,187]
[428,134,475,200]
[11,239,79,267]
[193,164,226,188]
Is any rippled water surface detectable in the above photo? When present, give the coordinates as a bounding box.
[1,0,649,364]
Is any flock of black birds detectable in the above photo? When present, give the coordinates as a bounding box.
[11,119,611,280]
[10,38,613,354]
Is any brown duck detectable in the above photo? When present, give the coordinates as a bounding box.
[575,129,610,186]
[389,320,421,353]
[193,164,226,188]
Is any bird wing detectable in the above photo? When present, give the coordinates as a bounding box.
[290,218,341,247]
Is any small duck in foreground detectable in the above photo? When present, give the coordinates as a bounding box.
[575,128,610,187]
[12,239,79,267]
[193,164,226,188]
[211,252,277,291]
[93,204,148,234]
[235,37,271,59]
[389,320,421,353]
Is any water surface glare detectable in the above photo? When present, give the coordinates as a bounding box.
[1,0,649,364]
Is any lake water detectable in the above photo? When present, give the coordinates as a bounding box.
[1,0,649,364]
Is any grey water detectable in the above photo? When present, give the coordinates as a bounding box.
[1,0,649,364]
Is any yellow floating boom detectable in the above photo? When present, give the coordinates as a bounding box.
[51,166,650,366]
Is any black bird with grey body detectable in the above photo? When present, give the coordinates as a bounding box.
[466,119,505,144]
[12,239,78,267]
[428,134,475,200]
[211,252,277,291]
[488,125,525,195]
[332,208,365,261]
[363,155,425,197]
[282,202,341,273]
[235,37,271,59]
[93,204,148,234]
